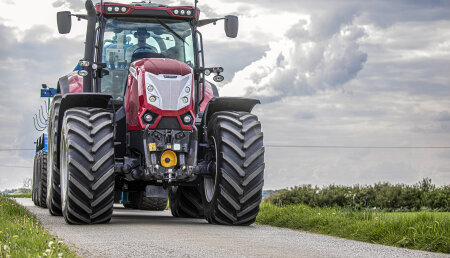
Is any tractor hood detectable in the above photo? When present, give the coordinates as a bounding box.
[139,58,192,76]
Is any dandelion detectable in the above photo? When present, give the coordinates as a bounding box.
[12,235,18,238]
[48,241,54,248]
[0,231,2,234]
[375,217,379,221]
[43,232,47,235]
[332,212,336,215]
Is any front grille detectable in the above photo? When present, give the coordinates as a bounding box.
[148,73,190,111]
[156,117,181,130]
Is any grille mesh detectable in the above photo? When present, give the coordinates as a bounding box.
[149,74,190,110]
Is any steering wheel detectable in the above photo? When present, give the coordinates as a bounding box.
[132,46,157,55]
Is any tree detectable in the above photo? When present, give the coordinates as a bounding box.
[23,177,32,189]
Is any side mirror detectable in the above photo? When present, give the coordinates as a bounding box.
[224,15,238,38]
[57,11,72,34]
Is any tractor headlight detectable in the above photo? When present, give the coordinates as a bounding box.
[143,114,153,123]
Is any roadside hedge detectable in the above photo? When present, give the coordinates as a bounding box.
[265,178,449,211]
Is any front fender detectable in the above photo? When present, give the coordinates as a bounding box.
[202,97,260,123]
[200,97,260,136]
[56,93,112,167]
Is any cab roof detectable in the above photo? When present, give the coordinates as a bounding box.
[95,2,200,20]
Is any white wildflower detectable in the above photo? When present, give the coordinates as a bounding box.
[45,249,51,253]
[3,245,8,251]
[58,253,63,257]
[48,241,54,248]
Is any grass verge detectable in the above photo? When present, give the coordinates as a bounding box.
[7,192,32,198]
[0,195,77,257]
[256,202,449,253]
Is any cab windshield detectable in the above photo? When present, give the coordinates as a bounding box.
[100,18,195,100]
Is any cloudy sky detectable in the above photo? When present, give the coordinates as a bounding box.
[0,0,449,190]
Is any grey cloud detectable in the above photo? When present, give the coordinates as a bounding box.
[203,40,269,84]
[435,111,450,122]
[226,0,450,28]
[0,23,83,189]
[295,111,315,120]
[52,0,85,12]
[242,11,368,103]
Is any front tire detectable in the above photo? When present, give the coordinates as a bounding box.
[60,108,115,224]
[202,111,265,225]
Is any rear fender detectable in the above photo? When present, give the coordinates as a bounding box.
[57,72,83,95]
[200,97,260,142]
[56,93,112,167]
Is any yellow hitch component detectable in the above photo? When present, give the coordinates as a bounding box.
[161,150,177,167]
[148,143,156,152]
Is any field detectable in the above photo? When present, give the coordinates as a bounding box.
[0,195,77,257]
[256,202,450,253]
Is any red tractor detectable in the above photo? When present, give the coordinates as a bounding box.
[43,0,264,225]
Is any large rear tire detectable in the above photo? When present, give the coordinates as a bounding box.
[125,192,168,211]
[202,111,265,225]
[60,108,115,224]
[32,150,48,208]
[47,94,62,216]
[32,152,39,206]
[38,151,48,207]
[169,186,204,218]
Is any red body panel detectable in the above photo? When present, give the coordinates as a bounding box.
[66,59,215,131]
[67,71,83,93]
[125,58,198,131]
[200,81,215,113]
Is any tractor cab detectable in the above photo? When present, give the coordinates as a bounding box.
[96,3,198,101]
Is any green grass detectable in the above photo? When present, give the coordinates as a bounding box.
[7,192,32,198]
[0,195,77,257]
[256,202,449,253]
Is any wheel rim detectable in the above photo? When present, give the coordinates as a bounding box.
[60,131,68,212]
[204,137,218,203]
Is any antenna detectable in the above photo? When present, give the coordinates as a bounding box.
[100,0,104,19]
[194,0,198,21]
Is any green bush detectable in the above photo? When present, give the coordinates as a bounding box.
[265,178,449,211]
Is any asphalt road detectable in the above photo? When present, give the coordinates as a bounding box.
[16,198,447,258]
